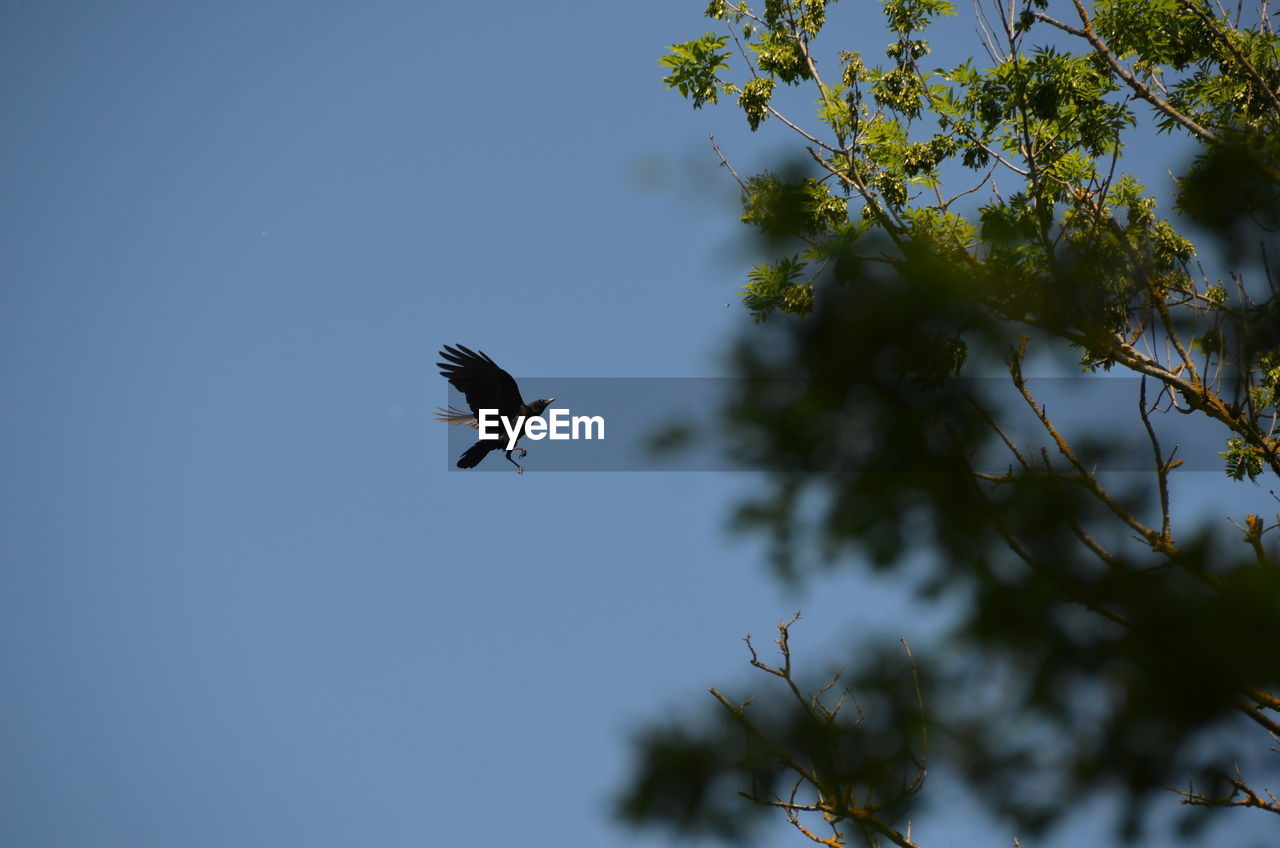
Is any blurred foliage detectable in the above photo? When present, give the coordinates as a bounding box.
[625,0,1280,845]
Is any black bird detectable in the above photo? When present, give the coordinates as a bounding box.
[435,344,555,473]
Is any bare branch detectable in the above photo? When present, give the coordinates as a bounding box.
[1139,376,1175,542]
[709,133,747,193]
[1171,763,1280,815]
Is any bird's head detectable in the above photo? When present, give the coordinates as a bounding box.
[528,397,556,417]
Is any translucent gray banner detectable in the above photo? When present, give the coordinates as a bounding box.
[438,377,1241,472]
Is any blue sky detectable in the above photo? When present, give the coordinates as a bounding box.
[1,2,1272,847]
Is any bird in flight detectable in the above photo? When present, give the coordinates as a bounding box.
[435,344,555,473]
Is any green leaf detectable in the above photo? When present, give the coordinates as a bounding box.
[739,77,777,130]
[660,34,731,108]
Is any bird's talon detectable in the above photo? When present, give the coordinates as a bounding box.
[516,466,526,474]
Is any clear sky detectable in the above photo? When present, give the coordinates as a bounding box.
[1,3,1270,847]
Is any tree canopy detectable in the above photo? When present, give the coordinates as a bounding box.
[620,0,1280,844]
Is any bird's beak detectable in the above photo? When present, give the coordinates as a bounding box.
[546,397,556,404]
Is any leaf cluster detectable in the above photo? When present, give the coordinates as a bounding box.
[632,0,1280,843]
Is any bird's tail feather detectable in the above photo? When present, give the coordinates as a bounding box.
[458,440,496,469]
[434,405,480,429]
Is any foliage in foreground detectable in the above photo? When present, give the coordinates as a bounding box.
[622,0,1280,844]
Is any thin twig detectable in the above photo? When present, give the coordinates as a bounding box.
[709,133,747,192]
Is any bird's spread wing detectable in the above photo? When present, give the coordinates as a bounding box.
[433,405,481,430]
[436,344,525,418]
